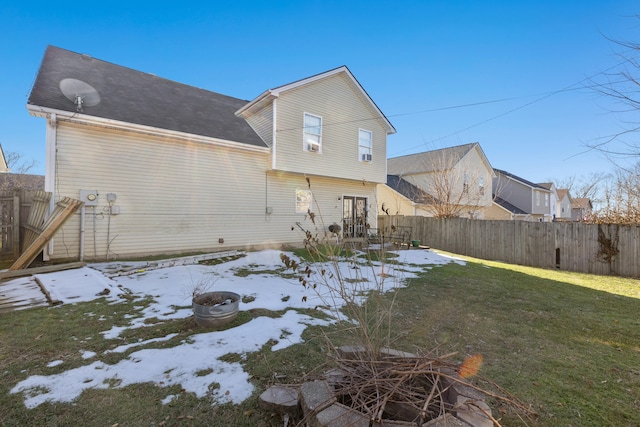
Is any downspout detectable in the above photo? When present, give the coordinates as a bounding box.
[79,206,85,261]
[271,98,277,170]
[44,113,57,261]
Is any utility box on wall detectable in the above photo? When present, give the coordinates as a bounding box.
[79,190,98,206]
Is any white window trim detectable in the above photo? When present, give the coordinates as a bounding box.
[358,128,373,162]
[303,112,322,153]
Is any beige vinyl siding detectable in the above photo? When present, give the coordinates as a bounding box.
[265,172,379,235]
[244,103,273,147]
[484,203,515,220]
[273,74,387,184]
[50,122,378,260]
[53,123,272,260]
[376,184,416,216]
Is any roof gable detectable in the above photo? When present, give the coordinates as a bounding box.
[492,194,528,215]
[0,145,8,172]
[388,143,494,176]
[571,198,592,209]
[28,46,266,148]
[386,175,436,204]
[236,66,395,134]
[494,169,550,191]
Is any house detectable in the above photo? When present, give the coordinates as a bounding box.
[555,188,573,220]
[486,169,553,221]
[0,145,9,173]
[537,182,559,221]
[486,195,530,221]
[381,143,495,218]
[27,46,395,261]
[379,175,435,216]
[571,198,593,221]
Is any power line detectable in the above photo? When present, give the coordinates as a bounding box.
[276,61,628,140]
[390,60,630,156]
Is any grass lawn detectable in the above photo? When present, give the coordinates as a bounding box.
[1,250,639,426]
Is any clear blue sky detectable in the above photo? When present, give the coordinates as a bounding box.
[1,1,638,183]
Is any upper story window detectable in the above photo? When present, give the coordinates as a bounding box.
[463,172,469,194]
[358,129,372,162]
[536,192,541,206]
[303,113,322,153]
[545,193,549,207]
[478,177,485,195]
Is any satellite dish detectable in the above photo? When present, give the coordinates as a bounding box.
[59,78,101,111]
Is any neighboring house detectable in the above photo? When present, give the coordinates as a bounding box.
[488,169,553,221]
[27,46,395,261]
[381,143,495,218]
[486,195,530,221]
[555,188,573,220]
[379,175,435,216]
[571,198,593,221]
[537,182,559,221]
[0,145,9,173]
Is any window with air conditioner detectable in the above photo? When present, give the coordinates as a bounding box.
[358,129,372,161]
[303,113,322,153]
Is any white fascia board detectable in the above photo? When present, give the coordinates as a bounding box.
[242,66,396,134]
[28,105,270,154]
[235,90,278,117]
[269,66,348,93]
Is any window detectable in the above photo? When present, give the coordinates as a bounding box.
[303,113,322,153]
[545,194,549,207]
[536,192,540,206]
[358,129,372,161]
[296,189,312,213]
[478,177,485,195]
[463,172,469,194]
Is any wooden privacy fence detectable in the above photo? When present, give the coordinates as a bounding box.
[0,190,51,261]
[378,215,640,278]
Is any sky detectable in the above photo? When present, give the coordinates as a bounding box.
[1,1,639,183]
[7,248,464,409]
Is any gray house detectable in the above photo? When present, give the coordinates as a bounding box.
[487,169,553,221]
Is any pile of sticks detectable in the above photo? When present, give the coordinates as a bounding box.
[326,350,531,426]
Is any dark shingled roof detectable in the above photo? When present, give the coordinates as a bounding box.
[494,169,549,190]
[492,194,528,215]
[28,46,267,148]
[386,175,436,204]
[388,143,478,176]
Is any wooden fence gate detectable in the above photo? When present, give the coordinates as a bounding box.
[0,190,51,262]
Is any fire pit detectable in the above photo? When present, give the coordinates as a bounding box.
[192,291,240,328]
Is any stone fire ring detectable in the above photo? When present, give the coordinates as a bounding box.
[259,346,494,427]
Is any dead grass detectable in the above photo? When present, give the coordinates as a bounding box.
[0,251,639,426]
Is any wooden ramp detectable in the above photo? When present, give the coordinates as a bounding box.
[0,277,49,313]
[0,262,87,313]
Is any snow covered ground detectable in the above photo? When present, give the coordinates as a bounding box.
[8,248,464,409]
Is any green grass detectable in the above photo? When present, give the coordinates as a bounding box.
[389,253,640,426]
[1,251,639,426]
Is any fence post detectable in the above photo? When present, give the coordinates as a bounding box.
[12,191,20,259]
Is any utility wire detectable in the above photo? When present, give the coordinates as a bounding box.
[276,58,631,153]
[390,59,631,156]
